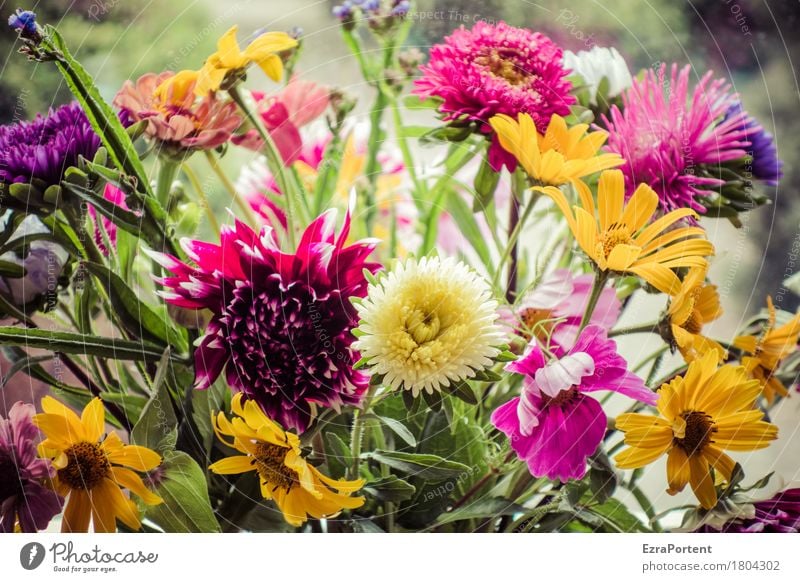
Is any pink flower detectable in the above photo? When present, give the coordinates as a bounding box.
[500,269,621,348]
[491,325,656,481]
[413,21,574,171]
[149,210,380,432]
[114,70,241,153]
[88,184,130,256]
[232,76,329,164]
[602,64,751,215]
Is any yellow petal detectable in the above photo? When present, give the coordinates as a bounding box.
[255,53,284,82]
[110,467,163,505]
[62,490,91,533]
[215,25,245,69]
[688,454,716,509]
[209,455,255,475]
[597,169,625,231]
[615,442,669,469]
[81,398,106,442]
[606,243,642,271]
[620,183,658,233]
[107,445,162,472]
[628,263,682,295]
[666,447,690,494]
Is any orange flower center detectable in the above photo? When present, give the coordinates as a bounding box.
[476,49,528,85]
[58,442,111,490]
[599,224,633,259]
[674,411,716,456]
[253,443,298,492]
[518,307,554,341]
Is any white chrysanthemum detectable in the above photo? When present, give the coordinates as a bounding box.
[352,256,505,396]
[563,46,632,106]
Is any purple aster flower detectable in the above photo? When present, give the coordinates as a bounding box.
[603,64,751,215]
[8,9,37,37]
[491,325,656,482]
[724,102,783,186]
[697,488,800,533]
[1,402,63,532]
[0,101,103,189]
[149,209,380,432]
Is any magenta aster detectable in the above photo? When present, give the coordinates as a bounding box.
[698,488,800,533]
[413,21,575,171]
[491,325,656,482]
[1,402,63,532]
[603,64,751,215]
[150,210,380,432]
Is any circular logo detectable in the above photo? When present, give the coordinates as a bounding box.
[19,542,46,570]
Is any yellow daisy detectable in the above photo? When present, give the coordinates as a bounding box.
[34,397,163,533]
[209,394,365,527]
[614,351,778,509]
[194,25,298,96]
[535,169,714,294]
[663,265,725,362]
[733,296,800,403]
[488,112,623,186]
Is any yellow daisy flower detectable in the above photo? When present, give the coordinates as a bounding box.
[614,351,778,509]
[663,265,725,362]
[34,397,163,533]
[194,25,298,96]
[535,169,714,294]
[488,112,624,186]
[209,394,365,527]
[733,296,800,403]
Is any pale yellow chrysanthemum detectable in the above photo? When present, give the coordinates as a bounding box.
[352,256,505,396]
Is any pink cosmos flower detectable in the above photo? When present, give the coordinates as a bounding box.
[500,269,621,348]
[114,70,241,153]
[149,210,380,432]
[232,76,329,164]
[602,64,751,215]
[413,21,574,171]
[491,325,656,482]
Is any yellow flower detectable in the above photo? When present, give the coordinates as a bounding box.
[34,397,162,533]
[489,112,624,186]
[195,25,298,96]
[733,296,800,404]
[664,265,725,362]
[153,69,199,111]
[535,169,714,294]
[614,351,778,509]
[209,394,364,526]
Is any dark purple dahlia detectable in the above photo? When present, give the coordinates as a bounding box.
[724,103,783,186]
[697,488,800,533]
[0,101,102,188]
[150,210,380,432]
[1,402,63,532]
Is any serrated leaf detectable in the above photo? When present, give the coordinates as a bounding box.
[374,415,417,447]
[362,450,470,482]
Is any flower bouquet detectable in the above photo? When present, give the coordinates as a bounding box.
[1,3,797,535]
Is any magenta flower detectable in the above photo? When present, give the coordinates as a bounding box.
[150,210,380,432]
[87,184,130,256]
[1,402,63,532]
[698,488,800,533]
[500,269,621,348]
[602,64,751,215]
[491,325,656,482]
[413,21,574,171]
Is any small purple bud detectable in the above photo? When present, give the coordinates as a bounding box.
[8,9,37,37]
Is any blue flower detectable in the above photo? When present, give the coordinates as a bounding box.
[8,9,37,36]
[725,103,783,186]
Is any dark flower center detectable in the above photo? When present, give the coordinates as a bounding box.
[541,386,579,408]
[0,453,23,500]
[675,411,716,456]
[682,310,703,335]
[252,442,298,492]
[57,442,111,491]
[600,223,634,259]
[476,49,529,85]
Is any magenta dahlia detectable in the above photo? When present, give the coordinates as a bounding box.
[150,210,380,432]
[603,64,751,215]
[413,21,575,171]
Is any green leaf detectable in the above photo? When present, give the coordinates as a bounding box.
[0,261,25,278]
[587,450,618,504]
[374,415,417,447]
[363,476,416,503]
[325,432,353,477]
[445,190,493,272]
[403,95,441,111]
[436,498,525,525]
[84,262,188,353]
[145,450,220,533]
[422,388,443,412]
[131,349,178,453]
[442,381,478,405]
[471,368,503,382]
[362,450,471,482]
[0,326,182,362]
[472,155,501,212]
[575,498,649,533]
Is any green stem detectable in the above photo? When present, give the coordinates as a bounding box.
[349,385,378,479]
[578,270,610,333]
[390,96,426,200]
[491,191,539,292]
[204,150,259,230]
[182,163,220,236]
[155,158,179,209]
[609,321,661,338]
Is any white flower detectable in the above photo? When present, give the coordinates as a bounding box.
[563,46,633,106]
[352,256,505,396]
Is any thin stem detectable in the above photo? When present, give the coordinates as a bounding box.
[609,321,661,338]
[578,270,610,333]
[155,157,179,209]
[204,150,259,229]
[491,190,539,292]
[349,385,378,479]
[390,96,426,200]
[506,189,520,304]
[182,162,220,236]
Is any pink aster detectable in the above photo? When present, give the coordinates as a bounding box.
[413,21,574,171]
[602,64,751,215]
[149,210,380,432]
[232,76,329,164]
[500,269,621,348]
[491,325,656,482]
